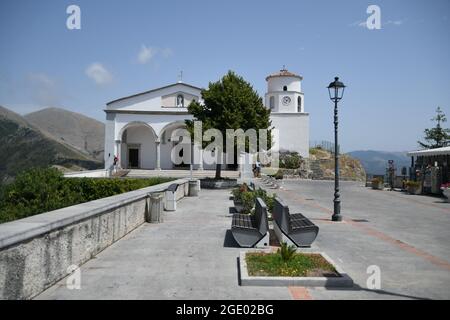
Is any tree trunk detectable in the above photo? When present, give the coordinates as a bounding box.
[215,163,221,179]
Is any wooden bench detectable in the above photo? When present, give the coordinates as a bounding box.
[272,197,319,247]
[231,197,269,248]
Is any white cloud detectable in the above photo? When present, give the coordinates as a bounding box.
[85,63,113,85]
[138,45,156,64]
[137,45,173,64]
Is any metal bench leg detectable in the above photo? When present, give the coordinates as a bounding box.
[273,222,297,247]
[254,232,270,248]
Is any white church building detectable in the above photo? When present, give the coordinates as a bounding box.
[104,68,309,171]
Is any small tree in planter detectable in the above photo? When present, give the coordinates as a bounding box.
[406,180,421,195]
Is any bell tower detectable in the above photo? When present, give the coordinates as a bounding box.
[265,67,309,157]
[265,67,304,113]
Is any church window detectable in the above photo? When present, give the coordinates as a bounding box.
[283,86,287,91]
[297,96,302,112]
[269,96,275,110]
[176,94,184,107]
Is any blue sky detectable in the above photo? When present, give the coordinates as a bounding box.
[0,0,449,152]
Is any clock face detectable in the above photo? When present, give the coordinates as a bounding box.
[282,96,291,106]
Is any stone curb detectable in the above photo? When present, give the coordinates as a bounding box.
[239,249,354,287]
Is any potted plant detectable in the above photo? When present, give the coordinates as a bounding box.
[440,183,450,202]
[405,180,421,195]
[371,178,384,190]
[231,183,247,212]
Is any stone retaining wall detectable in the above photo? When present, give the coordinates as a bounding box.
[0,179,189,300]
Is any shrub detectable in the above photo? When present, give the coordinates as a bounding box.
[405,180,420,188]
[230,183,276,216]
[274,169,284,180]
[371,177,383,185]
[231,183,248,202]
[0,167,174,223]
[280,152,302,169]
[277,242,297,262]
[241,191,256,214]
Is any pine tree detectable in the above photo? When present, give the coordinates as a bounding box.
[418,107,450,149]
[186,71,272,179]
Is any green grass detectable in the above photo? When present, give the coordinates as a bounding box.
[0,167,175,223]
[246,252,338,277]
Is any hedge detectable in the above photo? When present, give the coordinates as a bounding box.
[0,167,174,223]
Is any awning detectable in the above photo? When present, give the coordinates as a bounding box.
[407,146,450,157]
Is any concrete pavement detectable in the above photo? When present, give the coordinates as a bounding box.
[37,179,450,300]
[258,179,450,300]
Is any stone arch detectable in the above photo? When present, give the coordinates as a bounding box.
[118,121,158,169]
[158,121,190,169]
[118,121,157,142]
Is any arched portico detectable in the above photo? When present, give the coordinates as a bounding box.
[118,121,158,169]
[116,120,200,170]
[158,121,192,170]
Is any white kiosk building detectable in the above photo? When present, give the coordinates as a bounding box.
[104,69,310,171]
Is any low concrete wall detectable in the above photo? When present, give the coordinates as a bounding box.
[0,179,189,300]
[63,169,110,178]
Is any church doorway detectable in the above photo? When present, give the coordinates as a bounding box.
[128,147,140,168]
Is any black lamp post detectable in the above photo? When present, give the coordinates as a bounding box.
[327,77,346,222]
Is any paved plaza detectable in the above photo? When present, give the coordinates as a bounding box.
[37,179,450,300]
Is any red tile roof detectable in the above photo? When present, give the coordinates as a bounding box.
[266,69,303,81]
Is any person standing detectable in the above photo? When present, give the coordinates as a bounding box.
[255,159,261,178]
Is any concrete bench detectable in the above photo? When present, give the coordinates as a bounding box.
[231,197,269,248]
[164,183,181,211]
[272,197,319,247]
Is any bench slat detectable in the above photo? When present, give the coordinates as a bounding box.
[232,214,256,230]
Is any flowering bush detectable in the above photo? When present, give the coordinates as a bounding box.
[440,183,450,190]
[405,180,420,188]
[231,183,276,215]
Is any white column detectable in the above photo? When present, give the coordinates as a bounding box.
[115,139,121,168]
[198,148,204,170]
[156,141,161,170]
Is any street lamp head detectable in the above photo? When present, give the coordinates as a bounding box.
[328,77,346,101]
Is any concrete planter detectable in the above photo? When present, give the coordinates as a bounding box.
[233,199,244,213]
[442,189,450,202]
[200,178,238,189]
[239,250,353,287]
[407,185,422,195]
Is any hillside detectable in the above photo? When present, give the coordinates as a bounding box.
[25,107,105,161]
[309,148,366,181]
[347,150,410,175]
[0,106,102,182]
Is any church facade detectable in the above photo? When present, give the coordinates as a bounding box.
[104,69,309,171]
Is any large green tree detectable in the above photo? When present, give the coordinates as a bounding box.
[186,71,272,179]
[418,107,450,149]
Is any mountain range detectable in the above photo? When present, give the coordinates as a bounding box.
[25,107,105,161]
[0,106,103,182]
[347,150,411,175]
